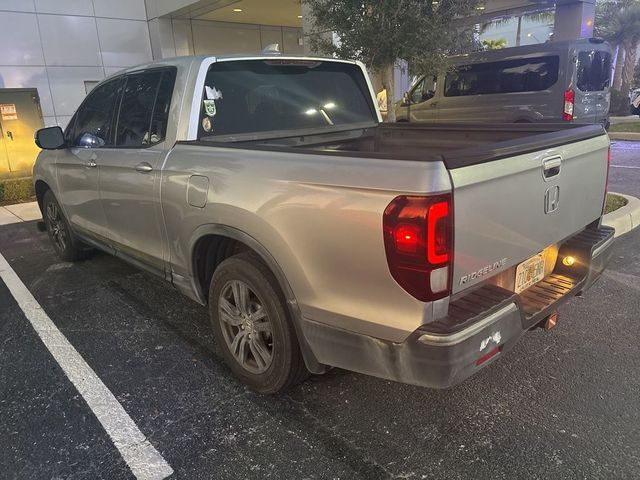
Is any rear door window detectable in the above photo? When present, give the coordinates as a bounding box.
[115,68,176,147]
[576,50,612,92]
[445,56,559,97]
[197,60,377,138]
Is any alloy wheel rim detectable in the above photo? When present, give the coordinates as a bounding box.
[218,280,274,374]
[46,202,67,252]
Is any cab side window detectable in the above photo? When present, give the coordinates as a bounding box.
[71,78,124,147]
[410,78,426,104]
[115,69,176,147]
[410,77,437,103]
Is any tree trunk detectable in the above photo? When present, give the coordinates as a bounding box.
[381,63,396,122]
[622,41,638,93]
[613,44,625,91]
[515,16,522,47]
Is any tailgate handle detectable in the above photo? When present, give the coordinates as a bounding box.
[542,156,562,180]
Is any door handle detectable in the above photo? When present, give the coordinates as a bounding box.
[135,162,153,173]
[542,156,562,180]
[430,102,438,108]
[85,160,97,168]
[7,131,13,141]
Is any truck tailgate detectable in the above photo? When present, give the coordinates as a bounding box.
[446,127,609,295]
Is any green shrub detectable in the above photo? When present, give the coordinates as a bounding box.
[609,89,630,116]
[0,177,35,204]
[604,193,628,214]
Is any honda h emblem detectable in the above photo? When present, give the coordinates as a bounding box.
[544,185,560,214]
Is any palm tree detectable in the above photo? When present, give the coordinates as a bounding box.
[596,0,640,91]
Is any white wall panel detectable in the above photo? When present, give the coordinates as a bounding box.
[0,65,54,117]
[0,12,44,65]
[260,26,283,50]
[38,14,102,66]
[43,115,57,127]
[283,27,303,54]
[192,20,261,55]
[35,0,94,16]
[104,66,125,77]
[0,0,35,12]
[149,17,177,60]
[46,66,104,116]
[54,115,72,128]
[93,0,146,20]
[172,19,194,56]
[96,18,152,67]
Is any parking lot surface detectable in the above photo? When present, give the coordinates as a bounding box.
[1,142,640,479]
[609,140,640,198]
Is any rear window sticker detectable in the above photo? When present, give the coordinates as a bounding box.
[203,99,216,117]
[202,116,213,132]
[205,86,223,100]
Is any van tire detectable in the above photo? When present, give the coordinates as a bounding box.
[208,251,308,394]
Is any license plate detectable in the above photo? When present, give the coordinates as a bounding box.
[515,254,545,294]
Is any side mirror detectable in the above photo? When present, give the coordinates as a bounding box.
[34,126,65,150]
[402,92,411,106]
[78,132,105,148]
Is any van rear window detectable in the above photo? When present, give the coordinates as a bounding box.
[576,50,611,92]
[444,56,559,97]
[197,60,377,139]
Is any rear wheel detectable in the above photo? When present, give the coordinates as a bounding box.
[42,190,88,262]
[208,252,308,394]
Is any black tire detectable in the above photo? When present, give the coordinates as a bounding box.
[42,190,89,262]
[208,251,308,394]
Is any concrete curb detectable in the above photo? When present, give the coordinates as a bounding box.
[602,193,640,238]
[609,132,640,141]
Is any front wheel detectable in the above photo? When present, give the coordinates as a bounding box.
[208,252,308,394]
[42,190,89,262]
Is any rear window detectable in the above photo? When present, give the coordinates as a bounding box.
[197,60,377,138]
[576,50,611,92]
[444,56,559,97]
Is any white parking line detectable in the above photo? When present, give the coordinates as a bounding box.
[611,165,640,169]
[0,253,174,480]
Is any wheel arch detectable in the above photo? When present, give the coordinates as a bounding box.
[189,224,326,374]
[34,179,51,212]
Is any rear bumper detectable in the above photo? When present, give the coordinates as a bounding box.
[301,225,615,388]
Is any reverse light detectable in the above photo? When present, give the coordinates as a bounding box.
[563,89,575,121]
[383,194,453,302]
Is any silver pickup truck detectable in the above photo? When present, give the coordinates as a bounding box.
[33,55,614,393]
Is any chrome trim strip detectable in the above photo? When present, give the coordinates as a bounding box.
[418,303,517,347]
[592,234,614,258]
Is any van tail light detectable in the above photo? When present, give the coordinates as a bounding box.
[383,194,453,302]
[603,147,611,214]
[563,89,575,121]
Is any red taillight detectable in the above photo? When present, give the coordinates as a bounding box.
[394,224,420,253]
[427,201,450,264]
[383,194,453,302]
[563,89,575,121]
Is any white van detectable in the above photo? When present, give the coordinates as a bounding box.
[396,38,612,125]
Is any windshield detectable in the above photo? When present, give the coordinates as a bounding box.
[197,60,377,139]
[576,50,611,92]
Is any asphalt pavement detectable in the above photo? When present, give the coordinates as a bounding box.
[609,140,640,198]
[1,144,640,479]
